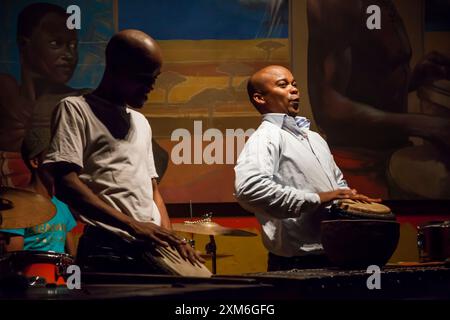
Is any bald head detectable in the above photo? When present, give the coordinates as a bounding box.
[247,65,300,116]
[98,30,163,108]
[105,29,162,75]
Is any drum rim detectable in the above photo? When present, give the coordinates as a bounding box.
[330,205,396,221]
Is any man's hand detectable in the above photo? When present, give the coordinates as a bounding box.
[318,189,381,204]
[131,221,205,265]
[130,220,183,247]
[175,241,206,265]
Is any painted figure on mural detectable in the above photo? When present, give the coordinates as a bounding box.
[0,2,169,188]
[0,2,88,187]
[307,0,450,199]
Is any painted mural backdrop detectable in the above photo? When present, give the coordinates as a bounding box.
[119,0,289,203]
[1,0,447,203]
[306,0,450,200]
[0,0,114,187]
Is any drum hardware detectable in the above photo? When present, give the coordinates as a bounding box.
[417,221,450,262]
[172,213,256,274]
[205,235,217,274]
[0,187,56,229]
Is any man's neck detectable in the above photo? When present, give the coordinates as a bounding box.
[92,80,125,107]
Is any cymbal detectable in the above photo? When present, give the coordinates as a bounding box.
[0,187,56,229]
[172,221,257,237]
[200,253,234,260]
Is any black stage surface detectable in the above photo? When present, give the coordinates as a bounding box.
[1,263,449,300]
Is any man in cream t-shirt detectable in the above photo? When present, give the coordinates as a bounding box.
[44,30,203,272]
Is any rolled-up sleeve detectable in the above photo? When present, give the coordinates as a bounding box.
[234,129,320,219]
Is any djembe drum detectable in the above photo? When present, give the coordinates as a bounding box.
[322,199,399,268]
[330,199,396,221]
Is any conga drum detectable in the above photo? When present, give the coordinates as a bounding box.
[387,144,450,199]
[142,245,212,278]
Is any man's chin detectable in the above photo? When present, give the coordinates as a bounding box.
[128,101,145,109]
[288,110,299,117]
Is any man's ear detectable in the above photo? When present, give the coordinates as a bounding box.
[253,92,265,105]
[29,158,39,170]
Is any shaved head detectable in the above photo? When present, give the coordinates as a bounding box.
[247,65,300,116]
[105,29,162,75]
[247,65,291,108]
[98,29,163,108]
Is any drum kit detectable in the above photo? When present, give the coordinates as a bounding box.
[1,186,257,284]
[0,187,74,287]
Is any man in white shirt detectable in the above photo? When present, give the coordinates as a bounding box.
[234,65,378,271]
[44,29,203,273]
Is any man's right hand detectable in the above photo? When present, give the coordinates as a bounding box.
[318,189,381,204]
[130,220,183,247]
[130,221,205,265]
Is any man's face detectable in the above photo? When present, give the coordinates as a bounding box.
[257,67,300,117]
[22,12,78,84]
[115,65,161,108]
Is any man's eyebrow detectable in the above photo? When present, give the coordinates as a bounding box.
[275,78,288,83]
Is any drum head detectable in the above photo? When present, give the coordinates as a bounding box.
[143,246,212,278]
[331,199,395,221]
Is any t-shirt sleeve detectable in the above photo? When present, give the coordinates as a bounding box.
[44,99,86,169]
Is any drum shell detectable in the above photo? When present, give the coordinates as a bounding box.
[4,251,74,285]
[417,221,450,262]
[321,219,400,269]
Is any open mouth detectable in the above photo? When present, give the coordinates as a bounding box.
[289,99,300,108]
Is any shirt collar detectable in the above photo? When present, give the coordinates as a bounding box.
[263,113,310,137]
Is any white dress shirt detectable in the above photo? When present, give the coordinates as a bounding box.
[234,113,348,257]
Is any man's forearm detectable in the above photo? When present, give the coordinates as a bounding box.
[55,172,137,234]
[152,179,171,230]
[235,175,321,218]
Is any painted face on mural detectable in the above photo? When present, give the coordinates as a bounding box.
[256,66,300,117]
[21,12,78,84]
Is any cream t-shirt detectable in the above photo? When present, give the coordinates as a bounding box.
[45,95,160,240]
